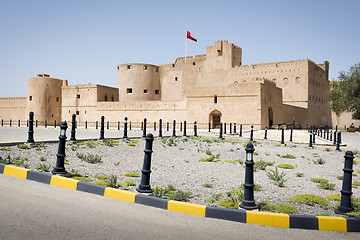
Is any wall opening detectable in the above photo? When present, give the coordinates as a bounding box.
[104,95,108,101]
[111,96,114,102]
[268,107,274,127]
[143,89,149,94]
[155,90,160,95]
[209,109,222,129]
[214,95,218,103]
[56,97,59,102]
[143,65,148,70]
[77,94,80,99]
[175,77,178,81]
[29,96,32,101]
[127,65,131,70]
[76,111,79,115]
[127,88,132,94]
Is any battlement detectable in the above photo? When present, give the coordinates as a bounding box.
[37,73,50,77]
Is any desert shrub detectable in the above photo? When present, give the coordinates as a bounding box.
[324,148,331,152]
[72,176,91,182]
[266,168,287,187]
[85,140,100,148]
[107,175,118,188]
[125,172,140,177]
[104,139,119,147]
[277,164,294,169]
[296,172,304,177]
[76,152,102,164]
[326,194,341,201]
[70,169,82,178]
[353,182,360,186]
[167,190,192,202]
[201,183,213,188]
[318,182,336,190]
[118,180,136,189]
[1,147,11,151]
[91,180,110,187]
[17,144,30,150]
[95,175,108,180]
[287,194,328,207]
[310,178,328,184]
[35,163,51,172]
[224,160,243,164]
[280,154,296,159]
[259,202,298,214]
[314,157,326,165]
[254,160,274,171]
[199,151,221,163]
[337,176,343,180]
[13,157,26,166]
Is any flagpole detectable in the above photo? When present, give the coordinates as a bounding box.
[185,31,187,63]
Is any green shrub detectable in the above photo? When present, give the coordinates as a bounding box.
[259,202,298,214]
[296,172,304,177]
[202,183,213,188]
[107,174,118,188]
[266,168,287,187]
[35,163,51,172]
[280,154,296,159]
[352,181,360,186]
[318,182,336,190]
[95,175,108,180]
[17,144,30,149]
[254,160,274,171]
[224,160,242,164]
[326,194,341,201]
[70,170,82,178]
[91,180,110,187]
[76,152,102,164]
[219,200,239,209]
[13,157,26,166]
[118,180,136,189]
[150,186,168,198]
[314,158,326,165]
[1,147,11,151]
[277,164,294,169]
[104,139,119,147]
[72,176,91,182]
[39,156,47,162]
[310,178,328,184]
[125,172,140,177]
[287,194,328,207]
[167,190,192,202]
[324,148,331,152]
[85,140,100,148]
[253,151,259,156]
[207,198,215,203]
[337,176,344,180]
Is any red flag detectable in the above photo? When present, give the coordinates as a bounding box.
[187,31,197,42]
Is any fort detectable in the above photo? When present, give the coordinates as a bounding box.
[0,40,358,129]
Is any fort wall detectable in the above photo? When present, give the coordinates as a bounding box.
[0,97,26,120]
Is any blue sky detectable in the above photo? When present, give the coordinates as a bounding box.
[0,0,359,97]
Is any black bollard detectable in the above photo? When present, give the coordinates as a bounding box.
[1,119,3,126]
[281,128,284,144]
[159,119,163,137]
[250,125,254,142]
[312,131,316,144]
[106,121,109,130]
[36,120,38,128]
[320,125,323,138]
[123,117,128,138]
[141,121,143,131]
[85,121,87,129]
[96,121,98,129]
[336,125,338,131]
[18,119,20,127]
[45,120,47,128]
[99,116,105,140]
[290,127,293,142]
[27,120,28,128]
[70,114,76,141]
[239,124,243,137]
[330,130,332,142]
[167,122,169,132]
[230,123,232,134]
[118,121,120,130]
[219,123,223,139]
[129,121,132,130]
[308,131,313,148]
[239,142,258,210]
[336,151,355,214]
[234,123,236,134]
[333,131,337,145]
[10,119,11,127]
[180,122,182,132]
[172,120,176,137]
[136,133,154,193]
[27,112,34,143]
[194,121,198,137]
[208,122,211,132]
[224,123,227,134]
[264,127,267,140]
[54,120,56,128]
[183,121,187,137]
[52,121,68,175]
[154,122,156,131]
[142,118,147,138]
[336,132,341,151]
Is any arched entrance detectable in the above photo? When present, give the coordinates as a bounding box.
[209,109,222,129]
[268,107,273,128]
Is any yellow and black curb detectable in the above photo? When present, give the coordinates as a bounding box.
[1,163,359,233]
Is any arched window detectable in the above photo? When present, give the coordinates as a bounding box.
[283,77,288,84]
[295,77,300,83]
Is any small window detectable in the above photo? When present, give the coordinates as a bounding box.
[172,64,175,67]
[29,96,32,101]
[76,111,79,115]
[214,95,218,104]
[117,66,119,70]
[175,77,178,81]
[56,97,59,102]
[143,89,149,94]
[143,65,148,70]
[77,94,80,99]
[85,110,87,114]
[193,62,196,65]
[51,114,53,117]
[155,68,158,72]
[276,64,280,67]
[127,65,131,70]
[127,88,132,94]
[68,110,70,113]
[253,65,256,69]
[155,90,160,95]
[111,96,114,102]
[104,95,108,101]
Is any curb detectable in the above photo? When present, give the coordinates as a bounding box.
[0,163,359,233]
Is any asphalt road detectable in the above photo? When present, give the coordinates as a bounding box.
[0,175,358,240]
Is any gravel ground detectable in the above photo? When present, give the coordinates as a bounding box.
[1,135,359,217]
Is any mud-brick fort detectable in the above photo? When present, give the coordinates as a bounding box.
[1,40,356,129]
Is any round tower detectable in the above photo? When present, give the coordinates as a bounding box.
[116,63,160,101]
[25,74,67,124]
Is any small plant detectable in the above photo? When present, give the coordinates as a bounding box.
[124,172,140,177]
[314,157,325,165]
[150,186,168,198]
[199,151,221,163]
[201,183,213,188]
[266,167,287,187]
[104,139,119,147]
[167,190,193,202]
[239,183,263,191]
[277,164,294,169]
[287,194,328,207]
[76,152,102,164]
[352,181,360,186]
[318,182,336,190]
[254,160,274,171]
[337,176,344,180]
[35,163,51,172]
[118,180,136,189]
[310,178,328,184]
[39,156,47,162]
[114,162,120,166]
[224,160,242,164]
[1,147,11,151]
[13,157,26,166]
[324,148,331,152]
[91,180,110,187]
[107,174,118,188]
[219,186,244,209]
[17,144,30,150]
[70,169,82,178]
[259,202,298,214]
[72,176,91,182]
[253,151,259,156]
[85,140,99,148]
[95,175,108,180]
[326,194,341,201]
[280,154,296,159]
[35,142,45,151]
[296,172,304,177]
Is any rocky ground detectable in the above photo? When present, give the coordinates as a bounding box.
[1,134,359,217]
